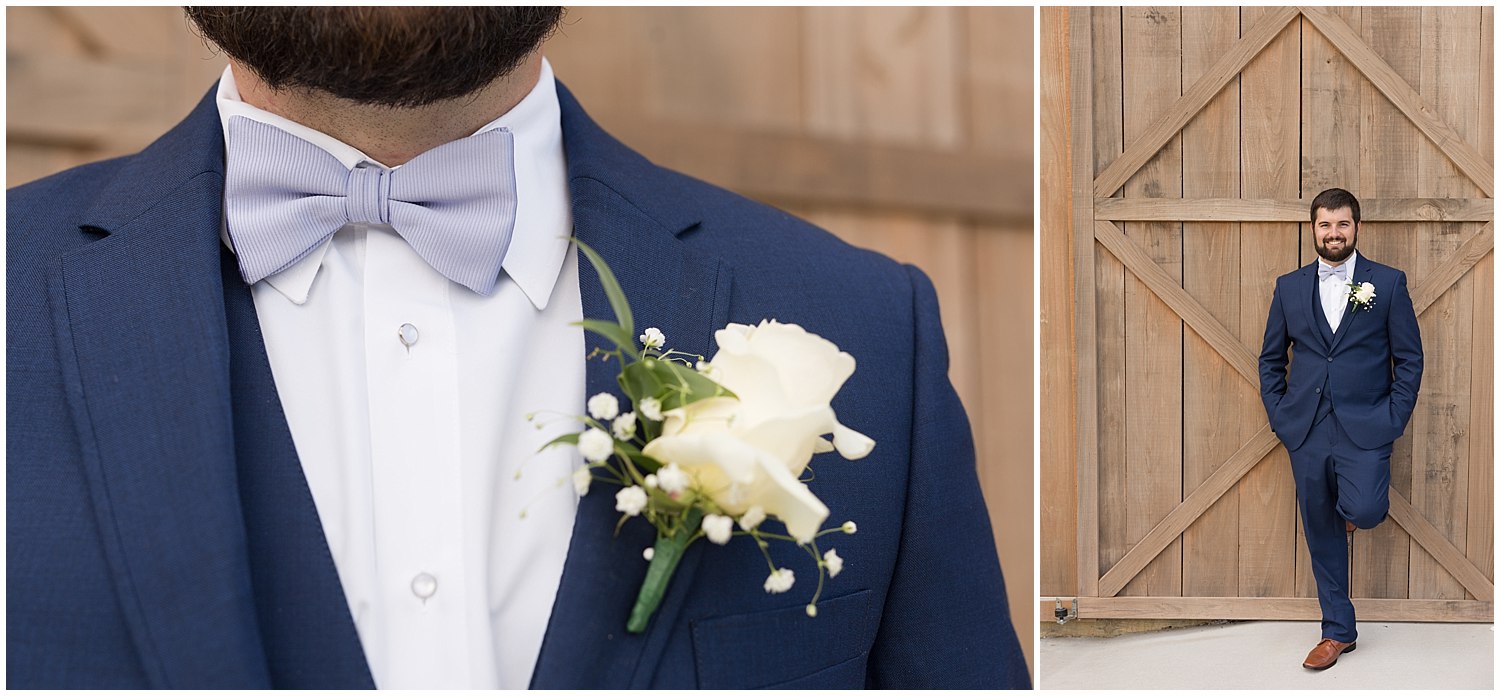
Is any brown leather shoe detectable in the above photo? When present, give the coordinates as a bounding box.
[1302,638,1356,669]
[1346,520,1356,533]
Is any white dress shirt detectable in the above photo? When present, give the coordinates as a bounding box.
[217,59,582,689]
[1317,251,1358,334]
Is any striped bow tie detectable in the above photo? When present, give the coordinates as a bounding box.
[224,115,518,296]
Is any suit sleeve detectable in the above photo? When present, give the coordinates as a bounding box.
[1386,271,1423,432]
[865,265,1030,689]
[1258,280,1290,428]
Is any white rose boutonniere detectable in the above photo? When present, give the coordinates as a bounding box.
[1347,280,1377,311]
[535,240,873,634]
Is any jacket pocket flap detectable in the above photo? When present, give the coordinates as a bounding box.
[691,589,873,689]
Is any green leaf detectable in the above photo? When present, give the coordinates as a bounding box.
[577,319,638,357]
[537,431,581,453]
[574,239,634,343]
[650,359,736,410]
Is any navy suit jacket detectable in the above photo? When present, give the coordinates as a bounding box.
[7,83,1029,688]
[1258,255,1424,451]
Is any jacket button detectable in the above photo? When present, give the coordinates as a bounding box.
[1327,357,1333,362]
[1315,387,1322,393]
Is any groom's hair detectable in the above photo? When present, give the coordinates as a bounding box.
[1310,188,1361,225]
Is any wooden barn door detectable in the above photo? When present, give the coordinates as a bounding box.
[1064,6,1492,623]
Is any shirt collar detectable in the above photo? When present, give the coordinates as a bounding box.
[1317,250,1358,281]
[216,59,569,310]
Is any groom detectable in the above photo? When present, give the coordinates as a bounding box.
[7,7,1027,689]
[1258,187,1424,670]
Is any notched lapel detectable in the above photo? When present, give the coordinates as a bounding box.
[50,168,271,688]
[529,171,733,687]
[1329,261,1373,353]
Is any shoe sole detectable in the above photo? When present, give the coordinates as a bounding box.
[1303,642,1356,670]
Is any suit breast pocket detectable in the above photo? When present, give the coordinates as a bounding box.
[691,589,875,689]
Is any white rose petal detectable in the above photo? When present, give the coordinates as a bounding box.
[702,514,734,545]
[738,505,766,531]
[615,486,648,516]
[640,397,664,421]
[842,521,858,535]
[572,467,591,497]
[587,393,620,421]
[763,568,795,594]
[577,428,614,463]
[823,548,844,578]
[1355,282,1377,304]
[640,327,666,350]
[612,412,638,440]
[656,462,691,496]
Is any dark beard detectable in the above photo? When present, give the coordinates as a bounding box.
[1315,236,1356,263]
[185,7,564,108]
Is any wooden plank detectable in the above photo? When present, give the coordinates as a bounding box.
[806,7,961,147]
[5,53,178,147]
[1301,5,1494,196]
[1180,5,1241,599]
[601,118,1030,223]
[1389,491,1494,601]
[1408,6,1481,602]
[964,6,1034,164]
[1076,6,1108,599]
[1119,5,1182,599]
[1041,596,1493,622]
[1410,223,1494,315]
[55,7,183,60]
[1350,7,1421,603]
[1099,427,1281,597]
[1094,222,1258,384]
[1237,3,1302,601]
[1094,6,1298,198]
[976,223,1034,667]
[1040,5,1078,599]
[1093,197,1494,222]
[1466,253,1494,591]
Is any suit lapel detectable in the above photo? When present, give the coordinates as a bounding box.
[46,91,271,688]
[529,84,733,688]
[1328,259,1372,353]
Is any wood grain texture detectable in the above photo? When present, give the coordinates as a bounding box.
[1350,6,1420,602]
[1093,6,1298,197]
[1466,253,1494,588]
[1079,6,1112,599]
[1041,596,1493,622]
[1408,5,1481,602]
[1237,4,1302,601]
[1094,222,1258,384]
[1119,6,1184,599]
[1040,5,1078,599]
[1098,427,1281,597]
[1388,490,1494,600]
[1094,197,1493,222]
[1302,5,1494,195]
[1179,5,1242,598]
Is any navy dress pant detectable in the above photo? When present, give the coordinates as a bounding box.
[1287,398,1391,643]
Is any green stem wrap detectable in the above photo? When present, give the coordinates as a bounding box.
[627,508,703,633]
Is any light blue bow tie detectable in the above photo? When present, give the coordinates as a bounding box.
[224,115,518,296]
[1318,264,1349,283]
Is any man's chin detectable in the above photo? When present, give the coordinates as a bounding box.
[1317,245,1354,264]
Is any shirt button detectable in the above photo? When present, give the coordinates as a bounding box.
[399,323,420,348]
[411,572,438,599]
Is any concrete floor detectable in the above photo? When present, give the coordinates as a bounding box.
[1038,621,1494,690]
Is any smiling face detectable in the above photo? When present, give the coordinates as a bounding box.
[1313,205,1359,264]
